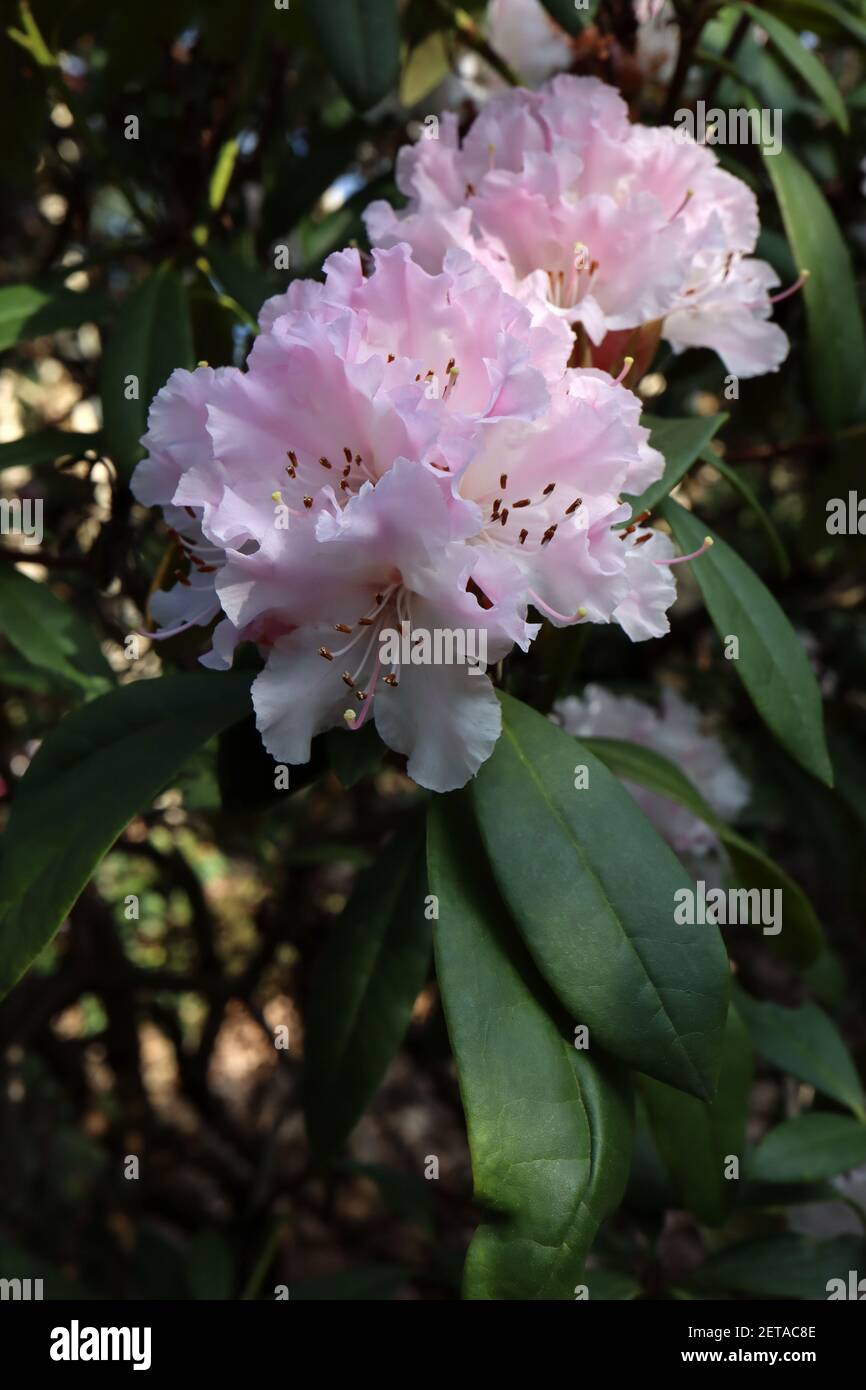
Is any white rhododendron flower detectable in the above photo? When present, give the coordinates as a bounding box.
[553,683,750,856]
[365,75,792,378]
[133,244,682,792]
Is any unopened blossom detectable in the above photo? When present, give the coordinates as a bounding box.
[553,684,750,856]
[365,74,791,379]
[133,245,679,791]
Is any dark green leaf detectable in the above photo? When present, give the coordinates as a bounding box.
[289,1264,406,1300]
[0,566,114,698]
[747,1113,866,1183]
[428,794,633,1300]
[326,723,386,788]
[0,284,107,351]
[582,736,823,967]
[624,413,728,519]
[660,498,833,786]
[734,986,865,1119]
[641,1007,753,1226]
[304,826,431,1163]
[0,430,102,474]
[303,0,400,110]
[471,694,730,1100]
[764,146,866,427]
[0,672,253,997]
[737,5,848,129]
[101,266,194,478]
[701,448,789,577]
[186,1231,233,1300]
[691,1233,866,1299]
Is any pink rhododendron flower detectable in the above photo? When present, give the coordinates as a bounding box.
[133,245,679,791]
[552,684,750,856]
[365,75,790,379]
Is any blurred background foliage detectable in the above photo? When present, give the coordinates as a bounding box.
[1,0,866,1300]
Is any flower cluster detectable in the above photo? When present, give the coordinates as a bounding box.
[365,74,790,378]
[133,243,677,791]
[553,684,750,859]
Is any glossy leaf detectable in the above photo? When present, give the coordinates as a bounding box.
[738,5,848,129]
[0,283,107,351]
[692,1234,866,1299]
[428,794,633,1300]
[734,985,865,1119]
[701,447,789,577]
[101,266,194,477]
[747,1113,866,1183]
[764,146,866,427]
[303,0,400,110]
[0,430,102,474]
[0,672,253,997]
[641,1007,753,1226]
[584,736,824,967]
[304,825,431,1163]
[471,693,730,1100]
[0,566,114,699]
[660,498,833,786]
[624,413,728,520]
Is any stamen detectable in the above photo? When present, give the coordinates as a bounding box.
[303,496,313,509]
[654,536,714,566]
[335,623,353,634]
[612,356,634,386]
[499,508,509,526]
[319,456,332,470]
[768,269,809,306]
[528,589,587,622]
[519,529,528,545]
[565,497,582,515]
[174,569,191,587]
[351,656,381,731]
[383,673,398,687]
[500,473,508,490]
[343,447,352,463]
[511,498,531,509]
[543,483,556,496]
[342,671,355,687]
[318,647,334,661]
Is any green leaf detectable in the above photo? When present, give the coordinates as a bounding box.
[0,284,107,351]
[737,5,848,129]
[289,1265,406,1300]
[747,1113,866,1183]
[186,1231,233,1300]
[584,1269,641,1300]
[701,447,789,577]
[660,498,833,786]
[537,0,599,37]
[101,267,194,478]
[691,1233,866,1299]
[734,985,865,1119]
[624,413,728,520]
[303,0,400,110]
[0,430,102,474]
[0,672,252,998]
[769,0,866,44]
[0,566,114,698]
[583,736,824,967]
[764,146,866,427]
[640,1007,753,1226]
[471,694,730,1100]
[304,825,431,1163]
[400,31,451,107]
[326,722,386,788]
[428,794,633,1300]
